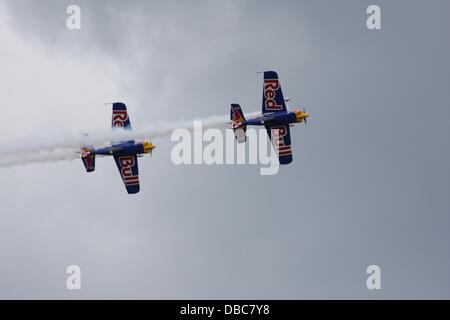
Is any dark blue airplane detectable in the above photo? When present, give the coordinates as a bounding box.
[80,102,156,194]
[230,71,309,165]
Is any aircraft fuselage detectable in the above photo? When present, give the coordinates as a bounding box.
[243,110,309,127]
[88,140,155,157]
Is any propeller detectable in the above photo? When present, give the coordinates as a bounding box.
[149,140,155,157]
[303,108,308,125]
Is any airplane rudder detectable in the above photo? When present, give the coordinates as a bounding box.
[230,103,246,122]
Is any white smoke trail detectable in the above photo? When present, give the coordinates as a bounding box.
[0,111,259,168]
[0,149,79,168]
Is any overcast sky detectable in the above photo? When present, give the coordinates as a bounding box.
[0,0,449,299]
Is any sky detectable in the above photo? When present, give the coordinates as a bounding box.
[0,0,449,299]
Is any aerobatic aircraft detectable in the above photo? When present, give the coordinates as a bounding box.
[80,102,156,194]
[230,71,309,165]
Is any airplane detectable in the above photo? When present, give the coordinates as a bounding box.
[230,70,309,165]
[80,102,156,194]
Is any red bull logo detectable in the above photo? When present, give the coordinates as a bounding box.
[264,79,283,111]
[118,156,139,186]
[112,110,129,127]
[231,108,242,122]
[230,106,245,129]
[271,125,291,157]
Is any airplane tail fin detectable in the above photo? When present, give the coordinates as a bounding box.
[230,104,247,143]
[81,148,96,172]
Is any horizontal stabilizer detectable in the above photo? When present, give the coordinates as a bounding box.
[81,152,96,172]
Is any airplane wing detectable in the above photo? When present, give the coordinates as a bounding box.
[112,102,132,129]
[111,102,134,145]
[266,124,293,165]
[113,154,140,194]
[262,71,287,114]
